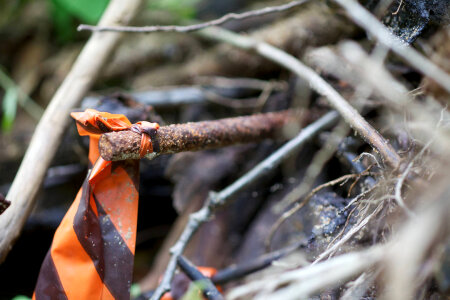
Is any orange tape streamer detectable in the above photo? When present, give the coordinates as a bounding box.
[34,109,158,299]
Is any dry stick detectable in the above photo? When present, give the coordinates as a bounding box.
[338,41,410,104]
[333,0,450,94]
[273,120,350,213]
[198,26,401,169]
[84,78,286,109]
[211,240,305,285]
[227,245,384,300]
[383,177,450,300]
[177,256,223,300]
[341,271,378,300]
[76,3,401,169]
[0,0,144,263]
[99,110,300,161]
[77,0,309,33]
[150,111,340,300]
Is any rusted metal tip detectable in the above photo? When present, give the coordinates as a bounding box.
[99,110,304,161]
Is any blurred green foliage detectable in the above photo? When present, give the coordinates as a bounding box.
[11,296,31,300]
[1,86,18,132]
[49,0,109,42]
[130,283,141,298]
[148,0,201,20]
[51,0,109,24]
[0,0,202,131]
[181,281,207,300]
[0,66,43,133]
[0,68,19,132]
[49,0,200,42]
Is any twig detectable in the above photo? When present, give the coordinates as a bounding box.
[83,87,206,108]
[83,78,287,109]
[177,256,223,300]
[394,134,436,217]
[310,42,450,155]
[343,183,378,211]
[341,271,378,300]
[195,76,287,92]
[150,111,340,300]
[274,121,350,213]
[78,0,308,33]
[333,0,450,94]
[354,152,384,180]
[383,175,450,300]
[392,0,403,15]
[227,246,384,300]
[197,26,401,169]
[78,9,401,168]
[329,205,359,250]
[394,160,415,216]
[338,41,410,105]
[211,240,305,285]
[201,89,263,109]
[99,110,302,161]
[0,0,145,263]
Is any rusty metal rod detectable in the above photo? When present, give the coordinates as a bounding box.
[99,110,304,161]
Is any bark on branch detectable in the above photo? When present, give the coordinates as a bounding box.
[99,110,303,161]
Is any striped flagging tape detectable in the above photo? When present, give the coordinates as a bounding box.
[34,109,153,299]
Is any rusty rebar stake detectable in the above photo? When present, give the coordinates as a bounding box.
[99,110,303,161]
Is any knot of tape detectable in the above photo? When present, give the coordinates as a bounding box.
[130,121,160,158]
[70,109,160,160]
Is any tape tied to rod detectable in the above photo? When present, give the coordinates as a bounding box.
[130,121,160,158]
[34,109,159,300]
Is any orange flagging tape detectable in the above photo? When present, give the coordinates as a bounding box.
[34,109,158,299]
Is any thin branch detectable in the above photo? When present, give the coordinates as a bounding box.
[227,246,384,300]
[0,0,145,263]
[78,0,308,33]
[150,111,340,300]
[383,176,450,300]
[392,0,403,15]
[77,3,402,168]
[341,271,378,300]
[99,110,302,161]
[211,240,305,285]
[338,41,410,105]
[394,160,415,216]
[394,135,435,217]
[177,256,223,300]
[273,121,350,213]
[333,0,450,94]
[343,183,378,211]
[197,26,401,169]
[84,78,286,109]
